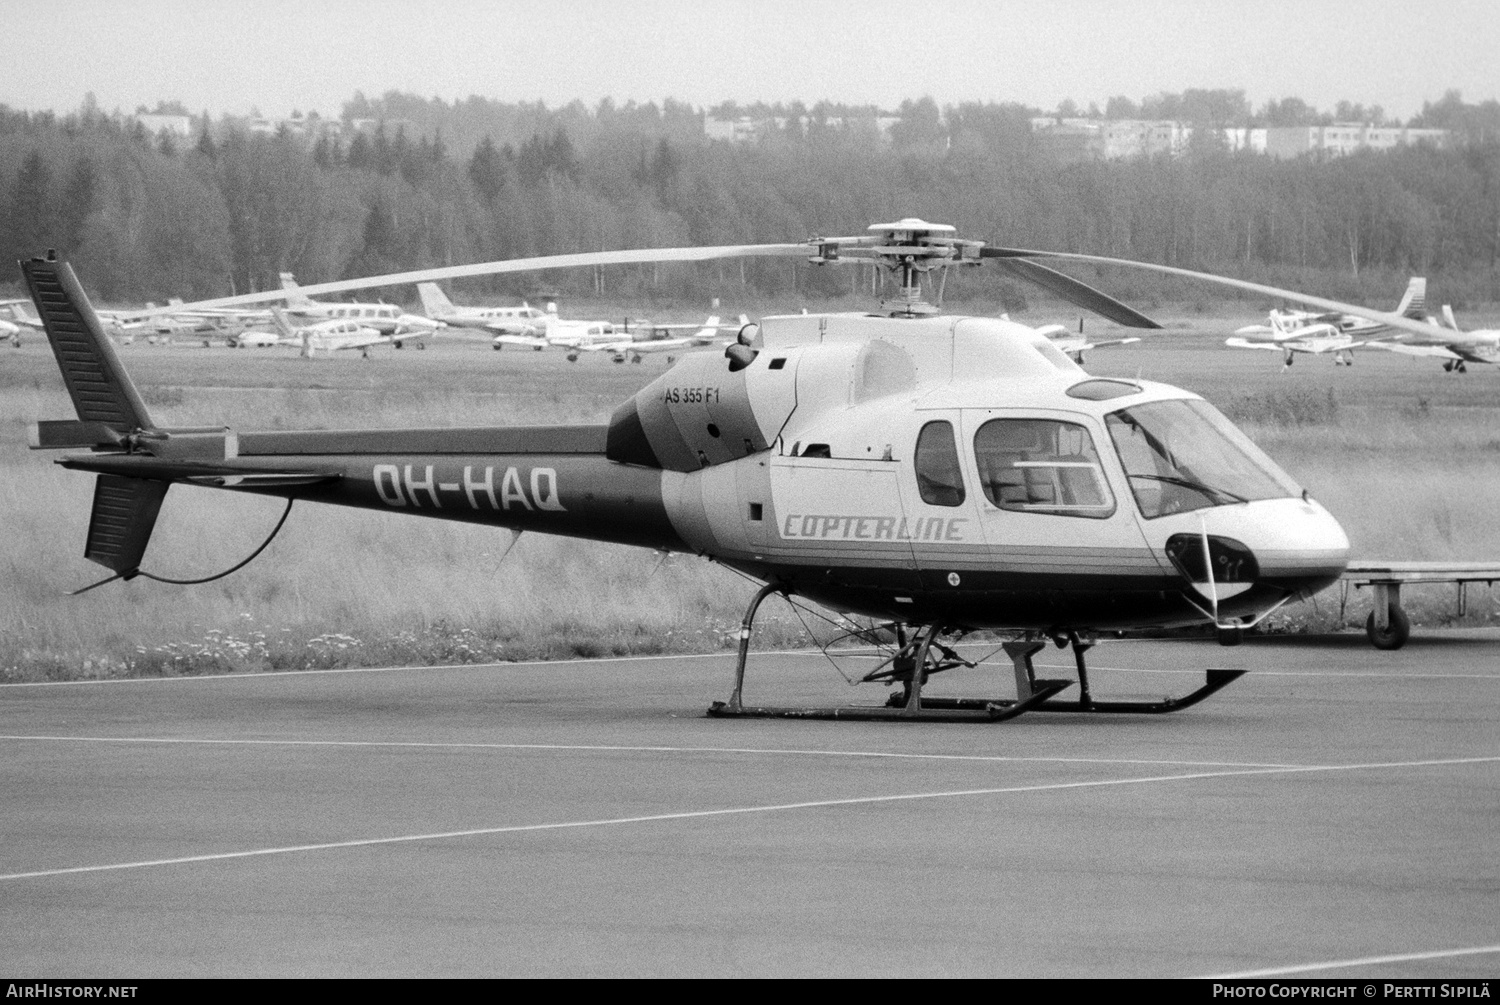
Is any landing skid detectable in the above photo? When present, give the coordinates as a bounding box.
[912,639,1245,715]
[706,584,1245,723]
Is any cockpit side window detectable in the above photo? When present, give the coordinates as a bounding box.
[914,420,965,507]
[972,418,1115,518]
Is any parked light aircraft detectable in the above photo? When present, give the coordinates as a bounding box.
[3,298,146,343]
[1364,304,1500,372]
[280,273,442,346]
[417,282,553,348]
[250,307,390,357]
[570,315,744,363]
[1029,320,1141,364]
[35,219,1432,720]
[162,298,272,344]
[7,295,244,346]
[1225,278,1426,367]
[541,317,624,357]
[0,300,29,345]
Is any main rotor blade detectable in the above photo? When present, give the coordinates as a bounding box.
[988,248,1450,342]
[132,244,810,319]
[979,250,1161,329]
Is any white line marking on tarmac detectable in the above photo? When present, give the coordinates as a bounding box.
[0,755,1494,884]
[0,650,734,687]
[0,734,1303,770]
[1031,663,1500,680]
[1206,943,1500,978]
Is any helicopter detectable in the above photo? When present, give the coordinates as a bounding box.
[30,218,1436,723]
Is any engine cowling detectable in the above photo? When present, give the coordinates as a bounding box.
[605,336,918,471]
[606,350,771,470]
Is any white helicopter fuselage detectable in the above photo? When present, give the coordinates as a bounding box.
[610,311,1349,631]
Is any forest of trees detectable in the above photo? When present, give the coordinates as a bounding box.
[1,90,1498,308]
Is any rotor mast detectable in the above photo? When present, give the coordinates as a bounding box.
[806,218,984,318]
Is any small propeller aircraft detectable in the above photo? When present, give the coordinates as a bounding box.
[416,282,553,349]
[1363,304,1500,372]
[1225,277,1426,368]
[0,300,28,346]
[31,219,1446,722]
[280,272,443,347]
[574,315,747,363]
[1029,319,1141,364]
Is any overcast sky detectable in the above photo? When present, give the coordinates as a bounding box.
[6,0,1497,122]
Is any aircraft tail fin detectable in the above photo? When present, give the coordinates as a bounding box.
[83,474,170,574]
[22,256,208,576]
[1442,305,1460,331]
[279,271,314,307]
[1395,277,1427,319]
[21,256,155,433]
[417,282,454,318]
[270,306,298,339]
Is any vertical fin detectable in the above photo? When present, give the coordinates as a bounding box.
[417,282,454,317]
[21,258,154,432]
[271,306,298,339]
[279,272,314,307]
[84,474,169,574]
[1395,277,1427,319]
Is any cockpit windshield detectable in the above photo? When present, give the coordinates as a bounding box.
[1105,399,1301,518]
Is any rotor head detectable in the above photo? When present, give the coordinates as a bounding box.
[805,219,984,315]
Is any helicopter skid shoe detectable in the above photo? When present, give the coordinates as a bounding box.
[1005,635,1245,714]
[1036,669,1245,713]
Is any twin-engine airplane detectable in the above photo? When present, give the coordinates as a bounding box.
[280,273,442,346]
[32,219,1442,722]
[417,283,554,348]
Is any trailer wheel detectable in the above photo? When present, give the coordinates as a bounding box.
[1365,605,1411,650]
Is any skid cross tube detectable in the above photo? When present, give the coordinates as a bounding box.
[708,594,1075,722]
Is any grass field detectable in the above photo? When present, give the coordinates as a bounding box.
[4,300,1499,681]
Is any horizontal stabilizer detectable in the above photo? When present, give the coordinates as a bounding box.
[22,258,154,432]
[84,474,169,574]
[29,420,128,450]
[1224,337,1284,352]
[184,472,340,488]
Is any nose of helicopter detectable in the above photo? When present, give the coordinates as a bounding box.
[1241,495,1349,590]
[1152,497,1350,623]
